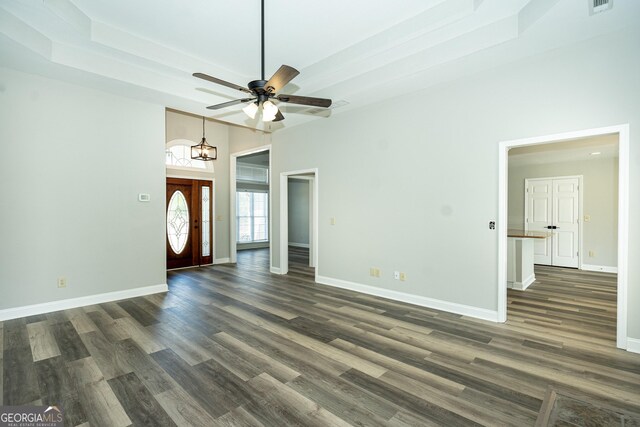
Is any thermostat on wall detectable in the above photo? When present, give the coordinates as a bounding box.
[138,193,151,202]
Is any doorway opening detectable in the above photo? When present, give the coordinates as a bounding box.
[230,146,272,270]
[286,176,316,279]
[279,169,318,280]
[498,125,629,349]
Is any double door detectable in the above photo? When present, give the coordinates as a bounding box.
[166,178,213,269]
[525,177,580,268]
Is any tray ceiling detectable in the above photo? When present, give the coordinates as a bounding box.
[0,0,637,131]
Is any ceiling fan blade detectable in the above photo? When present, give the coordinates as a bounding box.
[264,65,300,93]
[277,94,332,108]
[206,98,256,110]
[193,72,252,94]
[273,110,285,122]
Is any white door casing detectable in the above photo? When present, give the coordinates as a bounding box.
[498,124,628,351]
[525,176,581,268]
[279,169,319,278]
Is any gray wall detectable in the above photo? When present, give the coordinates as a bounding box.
[261,27,640,339]
[288,179,310,246]
[0,66,166,310]
[508,157,618,268]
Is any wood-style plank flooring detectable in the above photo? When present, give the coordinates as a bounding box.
[2,248,639,426]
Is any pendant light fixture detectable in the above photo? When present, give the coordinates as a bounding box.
[191,116,217,161]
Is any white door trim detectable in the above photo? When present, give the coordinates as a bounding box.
[230,145,272,264]
[279,169,319,279]
[524,175,583,268]
[498,124,629,350]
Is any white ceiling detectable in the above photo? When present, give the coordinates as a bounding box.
[509,134,619,166]
[0,0,638,131]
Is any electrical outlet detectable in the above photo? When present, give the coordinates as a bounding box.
[216,215,223,221]
[57,277,67,288]
[370,268,380,278]
[330,217,336,225]
[589,250,595,257]
[399,272,406,281]
[394,271,400,280]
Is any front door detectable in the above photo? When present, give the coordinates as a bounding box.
[525,177,580,268]
[166,178,213,269]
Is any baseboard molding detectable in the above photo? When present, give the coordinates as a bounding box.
[213,257,231,265]
[581,264,618,273]
[316,275,499,322]
[627,338,640,354]
[0,284,168,321]
[288,242,310,248]
[270,267,282,274]
[237,242,270,250]
[511,273,536,291]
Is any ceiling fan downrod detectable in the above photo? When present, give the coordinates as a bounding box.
[261,0,265,81]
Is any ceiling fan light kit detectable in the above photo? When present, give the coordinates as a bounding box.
[193,0,332,123]
[262,100,278,121]
[242,102,259,119]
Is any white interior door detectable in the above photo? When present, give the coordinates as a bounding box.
[552,178,580,268]
[525,177,580,268]
[526,179,553,265]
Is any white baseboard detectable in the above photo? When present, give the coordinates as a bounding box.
[627,338,640,354]
[511,274,536,291]
[315,275,499,322]
[581,264,618,273]
[213,257,231,264]
[0,284,168,321]
[270,267,282,274]
[288,242,310,248]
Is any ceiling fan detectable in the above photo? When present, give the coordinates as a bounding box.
[193,0,332,122]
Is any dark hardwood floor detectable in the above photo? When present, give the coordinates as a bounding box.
[2,249,639,426]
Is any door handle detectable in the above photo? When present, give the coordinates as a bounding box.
[545,226,559,229]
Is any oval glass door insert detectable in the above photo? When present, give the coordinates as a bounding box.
[167,190,189,254]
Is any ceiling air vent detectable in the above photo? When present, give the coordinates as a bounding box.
[589,0,612,15]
